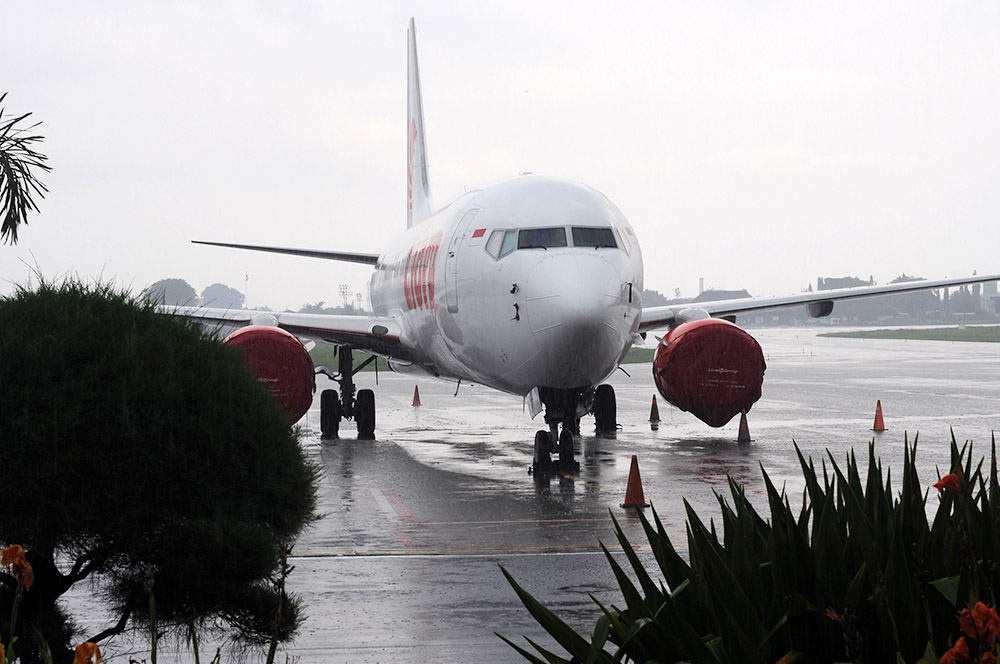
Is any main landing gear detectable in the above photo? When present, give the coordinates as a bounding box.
[318,345,377,440]
[530,385,618,475]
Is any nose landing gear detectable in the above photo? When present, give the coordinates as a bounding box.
[529,385,616,475]
[531,425,579,475]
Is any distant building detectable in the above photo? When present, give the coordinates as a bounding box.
[693,289,751,303]
[983,281,998,313]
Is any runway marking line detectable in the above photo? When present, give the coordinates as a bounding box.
[382,488,419,524]
[372,488,420,551]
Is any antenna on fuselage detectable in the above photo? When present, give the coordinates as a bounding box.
[407,18,433,228]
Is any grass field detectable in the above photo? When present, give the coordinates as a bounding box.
[308,342,658,372]
[819,325,1000,343]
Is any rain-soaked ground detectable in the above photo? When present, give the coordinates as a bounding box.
[70,327,1000,662]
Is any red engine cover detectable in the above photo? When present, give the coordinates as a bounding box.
[224,326,315,423]
[652,319,766,427]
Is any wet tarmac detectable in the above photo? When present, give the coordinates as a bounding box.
[75,327,1000,662]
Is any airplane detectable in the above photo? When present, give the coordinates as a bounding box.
[167,19,1000,474]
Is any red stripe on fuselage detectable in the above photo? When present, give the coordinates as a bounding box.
[400,231,443,311]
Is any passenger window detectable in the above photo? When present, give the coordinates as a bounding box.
[499,230,517,258]
[518,227,567,250]
[485,230,504,259]
[571,227,618,248]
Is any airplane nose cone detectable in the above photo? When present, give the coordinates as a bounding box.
[522,252,629,387]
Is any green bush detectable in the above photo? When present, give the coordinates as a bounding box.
[0,279,318,663]
[501,435,1000,663]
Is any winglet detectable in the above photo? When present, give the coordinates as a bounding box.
[407,18,433,228]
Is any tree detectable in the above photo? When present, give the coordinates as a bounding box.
[641,289,669,306]
[0,280,318,663]
[201,282,245,309]
[886,274,939,319]
[143,277,199,306]
[817,275,870,291]
[297,300,360,315]
[949,284,981,314]
[1,92,50,245]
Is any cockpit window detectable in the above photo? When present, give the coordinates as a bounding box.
[485,230,518,259]
[488,226,623,261]
[518,227,567,250]
[485,230,505,259]
[613,228,630,256]
[499,230,517,258]
[571,227,618,248]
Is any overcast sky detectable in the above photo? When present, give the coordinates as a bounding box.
[4,1,999,310]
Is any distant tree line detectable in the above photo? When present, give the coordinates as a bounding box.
[143,278,247,309]
[647,274,995,326]
[297,301,365,315]
[147,279,990,322]
[143,278,367,314]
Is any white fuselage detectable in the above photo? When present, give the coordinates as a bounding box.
[370,175,644,396]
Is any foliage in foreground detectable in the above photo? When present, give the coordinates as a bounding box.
[501,435,1000,663]
[0,280,319,663]
[0,92,50,245]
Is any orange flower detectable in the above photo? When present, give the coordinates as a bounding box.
[0,639,5,664]
[974,602,1000,647]
[0,544,24,566]
[73,642,103,664]
[982,654,997,664]
[940,636,972,663]
[935,473,962,493]
[960,607,976,637]
[958,602,1000,649]
[1,544,34,589]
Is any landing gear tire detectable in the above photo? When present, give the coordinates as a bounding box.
[593,384,617,436]
[356,388,376,440]
[532,430,552,472]
[320,389,341,439]
[558,427,579,473]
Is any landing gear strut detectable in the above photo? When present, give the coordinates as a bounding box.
[318,345,378,440]
[531,387,588,474]
[529,383,618,475]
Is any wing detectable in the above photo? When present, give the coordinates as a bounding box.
[160,306,410,359]
[639,273,1000,332]
[192,240,381,265]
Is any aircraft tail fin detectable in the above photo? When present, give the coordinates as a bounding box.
[407,18,433,228]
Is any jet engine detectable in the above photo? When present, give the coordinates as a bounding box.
[652,318,766,427]
[224,326,315,423]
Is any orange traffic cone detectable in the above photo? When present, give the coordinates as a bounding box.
[737,411,751,443]
[621,455,649,508]
[412,385,422,407]
[872,400,886,431]
[649,395,660,423]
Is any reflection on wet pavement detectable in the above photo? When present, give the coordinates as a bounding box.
[76,328,1000,662]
